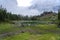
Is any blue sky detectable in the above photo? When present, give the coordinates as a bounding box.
[0,0,60,16]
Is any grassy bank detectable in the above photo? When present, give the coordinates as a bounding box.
[3,32,60,40]
[0,23,20,34]
[0,22,60,40]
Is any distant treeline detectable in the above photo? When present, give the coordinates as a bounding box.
[58,9,60,28]
[0,6,58,22]
[0,7,21,22]
[58,10,60,21]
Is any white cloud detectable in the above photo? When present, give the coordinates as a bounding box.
[31,0,60,10]
[32,0,60,6]
[0,0,59,16]
[17,0,32,7]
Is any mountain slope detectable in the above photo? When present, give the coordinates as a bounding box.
[33,11,58,21]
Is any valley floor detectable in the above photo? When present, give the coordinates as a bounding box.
[0,22,60,40]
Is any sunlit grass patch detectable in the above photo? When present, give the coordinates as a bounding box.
[3,33,60,40]
[3,32,30,40]
[0,23,20,34]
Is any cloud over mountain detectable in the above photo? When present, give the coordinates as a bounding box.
[29,0,60,11]
[0,0,60,16]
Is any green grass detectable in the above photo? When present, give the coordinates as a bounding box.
[0,23,60,40]
[3,32,30,40]
[27,24,60,34]
[0,23,20,34]
[3,33,60,40]
[35,24,59,30]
